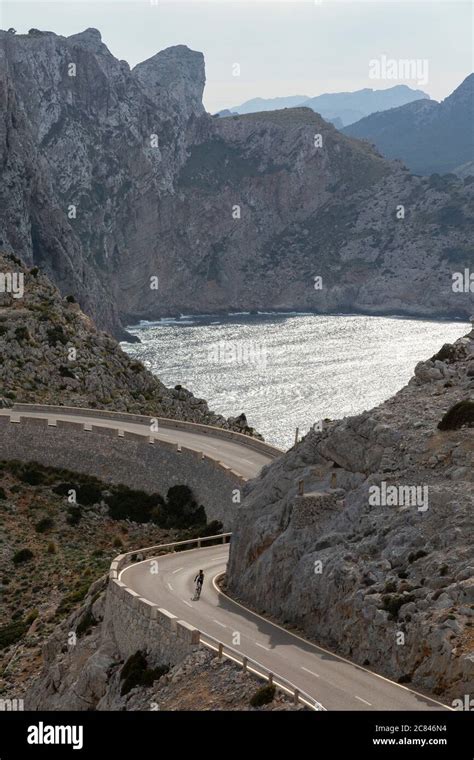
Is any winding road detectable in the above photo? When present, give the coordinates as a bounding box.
[120,544,449,712]
[1,406,276,478]
[3,405,451,711]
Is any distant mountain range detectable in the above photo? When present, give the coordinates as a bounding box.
[343,74,474,176]
[218,85,430,126]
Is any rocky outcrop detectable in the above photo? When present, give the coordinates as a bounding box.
[0,28,473,336]
[0,252,261,435]
[25,577,301,711]
[227,330,474,701]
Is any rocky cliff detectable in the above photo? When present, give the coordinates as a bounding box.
[227,330,474,701]
[1,28,473,337]
[0,252,259,435]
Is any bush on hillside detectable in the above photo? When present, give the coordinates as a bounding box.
[35,517,54,533]
[105,486,165,523]
[12,548,34,565]
[156,485,206,529]
[120,651,169,696]
[438,400,474,431]
[249,684,276,707]
[0,619,28,650]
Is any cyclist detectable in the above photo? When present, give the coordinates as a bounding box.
[194,570,204,599]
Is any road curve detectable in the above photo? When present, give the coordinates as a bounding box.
[0,408,274,479]
[2,406,452,711]
[120,545,450,712]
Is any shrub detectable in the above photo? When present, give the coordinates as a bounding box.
[47,541,56,554]
[76,609,97,638]
[19,467,45,485]
[66,506,81,525]
[46,325,68,346]
[157,485,207,529]
[249,684,276,707]
[438,400,474,431]
[12,548,34,565]
[29,267,39,277]
[54,481,103,506]
[0,487,6,500]
[408,550,428,563]
[53,482,75,496]
[76,483,103,506]
[112,536,123,548]
[56,583,91,615]
[0,619,28,649]
[25,608,39,625]
[65,295,76,303]
[120,651,169,696]
[382,593,414,620]
[106,486,164,523]
[59,365,76,379]
[35,517,54,533]
[14,326,29,342]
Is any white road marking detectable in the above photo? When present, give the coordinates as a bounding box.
[213,619,227,628]
[301,666,320,678]
[355,695,372,706]
[167,582,173,591]
[182,600,193,608]
[172,567,183,574]
[255,642,271,651]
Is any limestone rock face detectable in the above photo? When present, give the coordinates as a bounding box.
[0,29,473,336]
[133,44,205,121]
[227,331,474,701]
[0,252,261,436]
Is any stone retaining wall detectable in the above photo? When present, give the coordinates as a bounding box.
[0,416,246,528]
[12,403,282,457]
[104,578,200,667]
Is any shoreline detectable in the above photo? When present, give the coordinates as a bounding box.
[123,310,470,338]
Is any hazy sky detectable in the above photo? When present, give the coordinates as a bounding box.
[1,1,472,112]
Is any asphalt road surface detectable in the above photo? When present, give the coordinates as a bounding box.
[120,544,450,712]
[5,406,451,711]
[2,408,275,479]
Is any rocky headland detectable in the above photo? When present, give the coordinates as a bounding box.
[227,330,474,701]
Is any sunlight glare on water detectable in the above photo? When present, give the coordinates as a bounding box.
[122,314,468,450]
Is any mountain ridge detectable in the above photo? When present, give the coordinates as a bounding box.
[219,84,430,125]
[0,28,472,338]
[343,74,474,175]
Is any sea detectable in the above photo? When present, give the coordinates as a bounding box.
[122,312,468,450]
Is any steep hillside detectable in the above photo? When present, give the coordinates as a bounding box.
[0,252,259,436]
[227,330,474,700]
[0,28,472,335]
[344,75,474,175]
[0,461,296,711]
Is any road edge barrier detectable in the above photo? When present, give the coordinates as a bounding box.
[10,403,283,458]
[110,534,326,712]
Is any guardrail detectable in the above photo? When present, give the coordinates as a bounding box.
[109,534,326,712]
[111,533,232,575]
[200,634,325,711]
[10,403,283,458]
